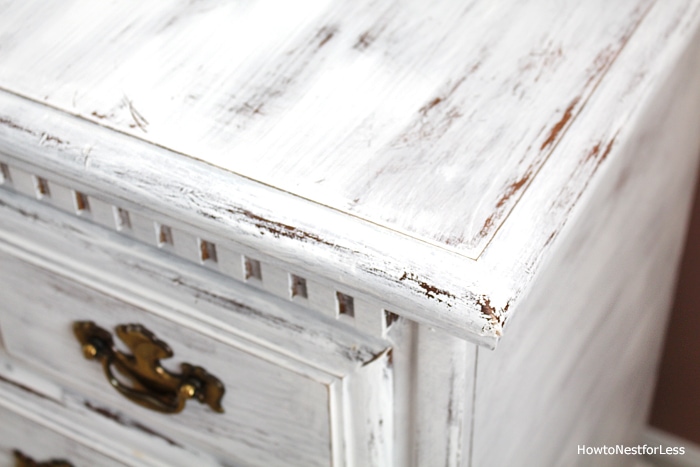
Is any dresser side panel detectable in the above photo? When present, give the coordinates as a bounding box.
[471,21,700,467]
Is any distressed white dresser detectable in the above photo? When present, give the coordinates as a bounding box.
[1,1,699,466]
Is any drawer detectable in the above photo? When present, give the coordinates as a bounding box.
[0,355,224,467]
[0,246,391,467]
[0,403,122,467]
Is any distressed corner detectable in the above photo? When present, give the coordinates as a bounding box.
[476,295,512,340]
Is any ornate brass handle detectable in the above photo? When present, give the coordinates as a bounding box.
[13,450,73,467]
[73,321,224,414]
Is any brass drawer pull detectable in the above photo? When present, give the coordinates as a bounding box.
[73,321,225,414]
[13,450,73,467]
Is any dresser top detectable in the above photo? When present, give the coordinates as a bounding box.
[1,0,698,347]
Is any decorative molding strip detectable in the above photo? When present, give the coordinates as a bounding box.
[0,160,400,338]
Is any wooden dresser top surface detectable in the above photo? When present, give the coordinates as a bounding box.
[1,0,698,346]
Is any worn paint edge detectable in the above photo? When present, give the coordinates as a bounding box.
[0,91,504,347]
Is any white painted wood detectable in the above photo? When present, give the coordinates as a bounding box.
[0,160,396,332]
[0,0,664,259]
[4,165,36,199]
[0,404,125,467]
[388,319,475,467]
[259,263,292,300]
[85,194,116,229]
[0,186,406,465]
[0,356,224,467]
[169,227,202,265]
[0,188,389,376]
[128,212,159,247]
[0,198,393,466]
[0,250,335,466]
[216,244,245,283]
[0,1,697,345]
[475,0,700,335]
[0,356,64,404]
[343,348,393,467]
[305,278,342,320]
[42,180,76,215]
[470,14,700,465]
[354,297,383,337]
[0,1,698,466]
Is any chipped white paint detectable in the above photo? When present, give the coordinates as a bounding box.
[471,9,700,466]
[388,320,475,467]
[0,158,394,338]
[0,403,124,467]
[0,0,698,345]
[0,355,223,466]
[0,250,337,466]
[0,1,699,466]
[0,0,662,257]
[0,190,394,466]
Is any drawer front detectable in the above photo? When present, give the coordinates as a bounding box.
[0,404,122,467]
[0,250,339,467]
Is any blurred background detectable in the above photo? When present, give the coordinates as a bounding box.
[649,161,700,453]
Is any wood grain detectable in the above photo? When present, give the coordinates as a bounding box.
[0,251,337,466]
[0,404,125,467]
[470,12,700,465]
[388,320,475,467]
[0,188,389,377]
[0,2,697,465]
[0,1,697,345]
[1,2,698,465]
[0,0,657,257]
[0,355,224,466]
[0,207,392,466]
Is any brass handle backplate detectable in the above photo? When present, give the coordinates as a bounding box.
[13,450,73,467]
[73,321,224,414]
